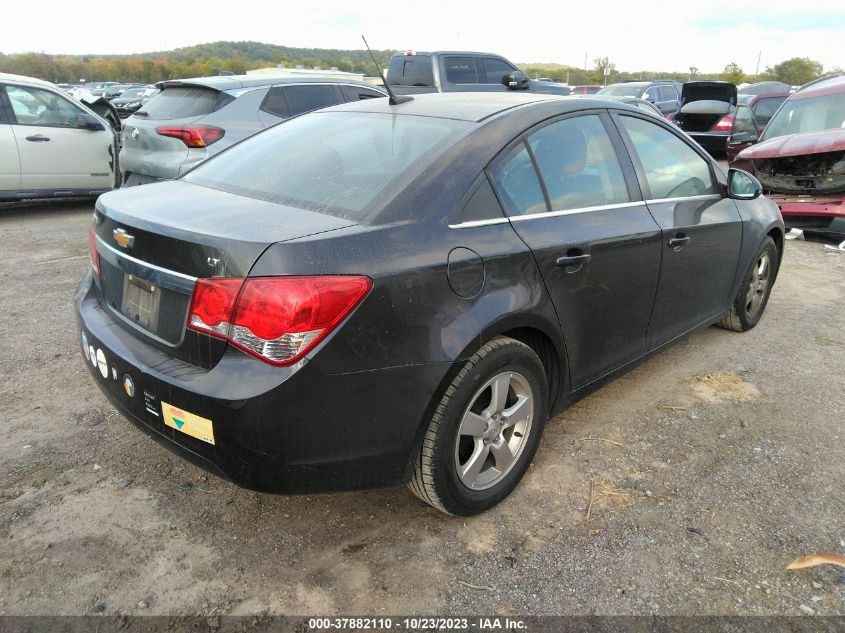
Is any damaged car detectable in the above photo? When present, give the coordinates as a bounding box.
[673,81,737,156]
[731,75,845,240]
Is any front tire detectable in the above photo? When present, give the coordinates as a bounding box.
[718,236,778,332]
[408,337,548,516]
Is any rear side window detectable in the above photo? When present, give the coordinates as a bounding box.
[482,58,516,84]
[618,115,717,199]
[387,56,435,87]
[462,177,505,223]
[489,143,547,216]
[444,57,480,84]
[340,85,385,102]
[260,86,291,118]
[527,115,631,211]
[141,87,231,120]
[283,85,341,116]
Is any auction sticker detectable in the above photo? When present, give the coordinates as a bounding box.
[161,401,215,445]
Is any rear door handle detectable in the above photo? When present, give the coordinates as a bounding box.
[668,235,691,249]
[25,135,50,142]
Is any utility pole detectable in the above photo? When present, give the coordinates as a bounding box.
[755,51,761,76]
[584,52,587,71]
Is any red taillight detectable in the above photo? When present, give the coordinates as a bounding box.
[187,276,372,366]
[155,125,225,148]
[89,223,100,277]
[713,116,734,132]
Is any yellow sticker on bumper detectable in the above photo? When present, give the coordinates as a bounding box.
[161,401,215,445]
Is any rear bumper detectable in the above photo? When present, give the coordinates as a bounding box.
[75,273,446,494]
[770,194,845,240]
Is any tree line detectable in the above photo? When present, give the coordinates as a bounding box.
[0,41,835,88]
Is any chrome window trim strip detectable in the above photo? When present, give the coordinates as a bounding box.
[510,200,648,222]
[448,217,511,229]
[95,235,197,294]
[645,194,722,205]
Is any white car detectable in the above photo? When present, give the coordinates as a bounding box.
[0,73,119,201]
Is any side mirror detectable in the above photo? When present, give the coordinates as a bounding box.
[502,71,530,90]
[727,168,763,200]
[77,113,105,131]
[728,131,758,145]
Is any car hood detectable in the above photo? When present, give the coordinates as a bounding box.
[681,81,737,106]
[738,128,845,160]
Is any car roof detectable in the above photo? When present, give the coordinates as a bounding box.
[321,92,646,123]
[792,74,845,100]
[324,92,569,122]
[0,72,59,90]
[156,75,385,91]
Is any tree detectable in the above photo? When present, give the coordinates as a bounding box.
[593,57,615,84]
[689,66,699,80]
[721,62,745,84]
[764,57,823,85]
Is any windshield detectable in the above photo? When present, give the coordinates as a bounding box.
[183,112,473,221]
[760,92,845,141]
[597,84,647,97]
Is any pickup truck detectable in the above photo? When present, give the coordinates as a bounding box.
[385,51,572,96]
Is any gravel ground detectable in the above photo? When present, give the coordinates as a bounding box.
[0,200,843,617]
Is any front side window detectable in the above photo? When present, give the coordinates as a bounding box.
[643,86,660,101]
[658,85,677,102]
[618,115,717,199]
[527,115,631,211]
[732,105,757,136]
[444,57,480,84]
[751,95,787,127]
[283,85,341,117]
[489,143,547,216]
[5,85,87,127]
[482,58,516,84]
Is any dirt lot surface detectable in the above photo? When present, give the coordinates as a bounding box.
[0,200,843,617]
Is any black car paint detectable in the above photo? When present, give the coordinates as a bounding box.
[675,81,738,155]
[76,95,784,494]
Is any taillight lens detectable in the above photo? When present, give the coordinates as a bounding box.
[156,125,225,148]
[713,116,734,132]
[187,276,372,366]
[89,223,100,277]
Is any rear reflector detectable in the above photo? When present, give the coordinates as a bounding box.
[713,116,734,132]
[89,222,100,277]
[187,276,372,366]
[156,124,225,148]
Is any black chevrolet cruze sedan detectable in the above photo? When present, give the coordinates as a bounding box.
[76,93,784,515]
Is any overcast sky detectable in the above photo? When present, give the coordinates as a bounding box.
[3,0,844,73]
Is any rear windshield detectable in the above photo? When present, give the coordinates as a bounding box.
[387,56,435,87]
[760,92,845,141]
[140,86,231,120]
[597,84,648,97]
[183,112,472,221]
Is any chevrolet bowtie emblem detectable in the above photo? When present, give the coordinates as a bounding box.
[113,228,134,249]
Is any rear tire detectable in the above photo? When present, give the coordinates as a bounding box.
[718,236,778,332]
[408,337,548,516]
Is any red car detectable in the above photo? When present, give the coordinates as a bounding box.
[730,75,845,240]
[725,93,790,162]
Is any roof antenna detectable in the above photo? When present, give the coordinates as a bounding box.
[362,35,412,105]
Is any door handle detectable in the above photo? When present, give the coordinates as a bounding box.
[668,235,691,250]
[556,251,591,273]
[25,135,50,142]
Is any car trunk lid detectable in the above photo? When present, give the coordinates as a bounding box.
[676,81,737,132]
[92,180,357,367]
